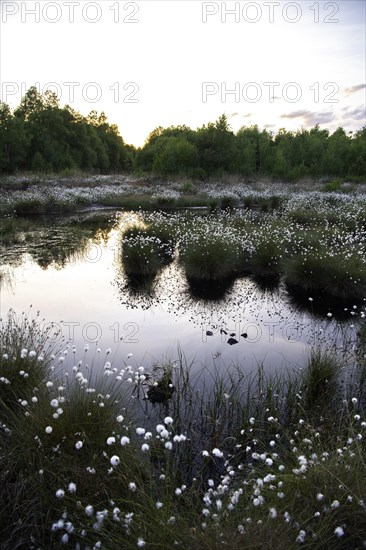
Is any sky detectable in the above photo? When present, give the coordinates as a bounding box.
[0,0,365,146]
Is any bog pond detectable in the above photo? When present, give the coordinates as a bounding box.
[1,191,366,550]
[1,192,365,382]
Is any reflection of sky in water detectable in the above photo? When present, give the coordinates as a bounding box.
[0,211,360,376]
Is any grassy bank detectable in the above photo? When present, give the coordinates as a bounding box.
[1,174,365,217]
[1,311,366,549]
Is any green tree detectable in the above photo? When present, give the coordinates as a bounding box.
[323,128,352,177]
[0,102,29,173]
[195,114,236,176]
[152,137,199,175]
[348,127,366,177]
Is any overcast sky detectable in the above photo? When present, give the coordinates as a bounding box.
[1,0,365,146]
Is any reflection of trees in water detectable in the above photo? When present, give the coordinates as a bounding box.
[0,211,119,270]
[29,229,89,269]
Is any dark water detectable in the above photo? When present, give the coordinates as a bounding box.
[0,209,361,376]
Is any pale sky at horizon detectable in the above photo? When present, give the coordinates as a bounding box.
[0,0,365,147]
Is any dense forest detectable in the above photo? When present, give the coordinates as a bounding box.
[0,87,365,180]
[0,87,134,174]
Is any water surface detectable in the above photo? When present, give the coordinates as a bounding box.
[0,209,360,377]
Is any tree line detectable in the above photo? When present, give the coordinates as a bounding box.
[0,87,134,174]
[1,87,365,180]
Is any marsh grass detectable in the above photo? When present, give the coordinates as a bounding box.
[285,251,366,301]
[300,349,342,414]
[179,237,239,285]
[248,241,284,283]
[0,318,148,548]
[122,224,175,281]
[1,314,366,548]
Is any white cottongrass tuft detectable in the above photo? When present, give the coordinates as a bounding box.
[85,505,94,517]
[55,489,65,499]
[212,448,224,458]
[296,530,306,543]
[110,455,120,467]
[45,426,53,434]
[121,436,130,446]
[75,440,83,450]
[68,482,77,493]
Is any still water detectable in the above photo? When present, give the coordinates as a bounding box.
[0,209,359,375]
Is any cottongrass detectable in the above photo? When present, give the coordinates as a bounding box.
[1,313,366,548]
[121,224,175,284]
[124,194,366,304]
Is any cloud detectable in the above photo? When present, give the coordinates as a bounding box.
[340,106,366,128]
[281,110,336,126]
[341,105,366,121]
[281,110,309,119]
[229,112,252,119]
[343,84,366,95]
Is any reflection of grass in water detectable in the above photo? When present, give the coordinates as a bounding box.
[284,280,365,322]
[0,217,36,244]
[2,312,366,548]
[185,274,236,300]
